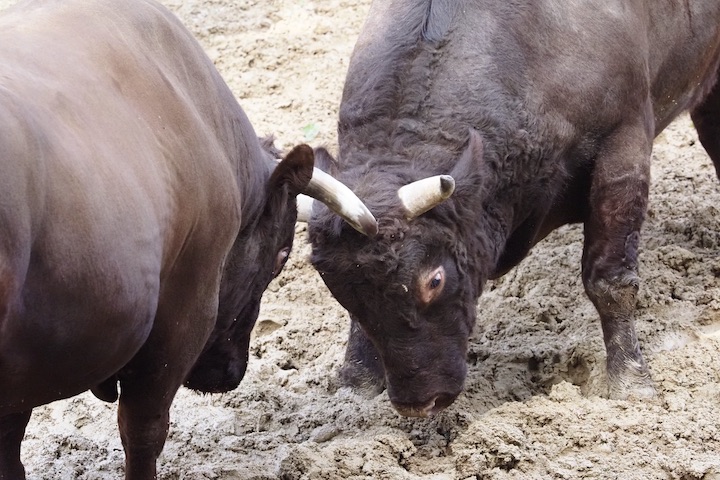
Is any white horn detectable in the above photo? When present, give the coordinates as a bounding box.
[301,167,378,237]
[296,194,314,222]
[398,175,455,220]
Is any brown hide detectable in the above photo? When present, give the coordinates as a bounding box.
[0,0,313,478]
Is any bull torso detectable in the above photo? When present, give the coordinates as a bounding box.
[0,0,259,410]
[337,0,720,278]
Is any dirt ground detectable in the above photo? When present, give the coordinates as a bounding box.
[4,0,720,479]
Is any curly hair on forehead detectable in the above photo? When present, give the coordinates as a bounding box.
[374,214,409,242]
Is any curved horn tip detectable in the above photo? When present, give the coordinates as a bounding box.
[344,207,378,237]
[397,174,457,220]
[439,175,455,197]
[359,216,378,238]
[301,166,377,237]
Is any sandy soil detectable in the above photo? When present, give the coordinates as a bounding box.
[3,0,720,479]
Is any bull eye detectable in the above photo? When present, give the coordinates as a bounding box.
[273,247,291,276]
[418,266,445,305]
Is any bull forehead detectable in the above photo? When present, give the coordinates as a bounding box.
[321,226,448,280]
[310,187,463,277]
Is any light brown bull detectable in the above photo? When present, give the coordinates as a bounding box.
[0,0,369,478]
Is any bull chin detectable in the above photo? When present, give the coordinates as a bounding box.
[390,392,459,418]
[184,357,247,394]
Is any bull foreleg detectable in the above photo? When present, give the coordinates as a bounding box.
[117,386,170,480]
[117,268,220,479]
[117,327,211,480]
[0,410,31,480]
[340,316,386,396]
[582,115,657,400]
[690,72,720,180]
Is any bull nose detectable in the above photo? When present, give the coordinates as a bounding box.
[391,392,458,418]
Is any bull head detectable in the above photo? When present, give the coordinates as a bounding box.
[308,130,487,417]
[185,143,377,394]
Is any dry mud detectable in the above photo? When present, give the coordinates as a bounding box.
[3,0,720,479]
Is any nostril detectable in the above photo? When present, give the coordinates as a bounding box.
[425,392,457,417]
[435,392,457,410]
[422,398,439,417]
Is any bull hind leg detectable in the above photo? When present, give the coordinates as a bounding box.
[340,317,386,397]
[690,74,720,180]
[582,112,657,400]
[0,410,32,479]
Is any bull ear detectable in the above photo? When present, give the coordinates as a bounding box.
[450,129,484,181]
[269,144,314,195]
[313,146,340,176]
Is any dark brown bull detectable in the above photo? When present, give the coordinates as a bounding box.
[308,0,720,417]
[0,0,369,478]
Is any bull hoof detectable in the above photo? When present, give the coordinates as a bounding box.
[609,382,658,401]
[607,369,657,401]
